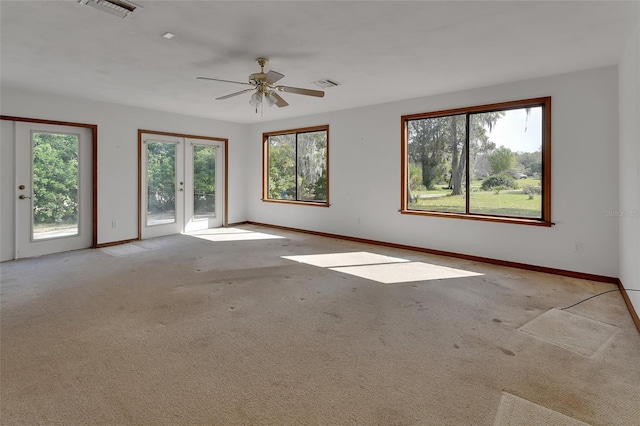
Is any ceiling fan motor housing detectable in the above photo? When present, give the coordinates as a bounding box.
[249,72,266,84]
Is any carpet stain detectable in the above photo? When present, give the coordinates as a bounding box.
[414,301,428,311]
[324,311,341,319]
[493,318,502,323]
[454,344,460,349]
[498,347,515,356]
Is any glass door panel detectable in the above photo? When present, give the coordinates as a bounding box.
[31,132,80,240]
[146,142,177,226]
[184,138,223,232]
[140,133,183,240]
[193,144,216,218]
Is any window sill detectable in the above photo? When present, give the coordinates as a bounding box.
[262,199,330,208]
[400,209,553,227]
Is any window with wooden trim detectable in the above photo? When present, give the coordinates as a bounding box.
[263,125,329,206]
[401,97,551,226]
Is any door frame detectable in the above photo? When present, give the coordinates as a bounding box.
[0,115,98,249]
[137,129,228,239]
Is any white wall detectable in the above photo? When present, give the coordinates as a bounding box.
[1,120,16,260]
[247,67,620,278]
[619,13,640,313]
[1,87,248,260]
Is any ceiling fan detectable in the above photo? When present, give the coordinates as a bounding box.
[197,58,325,111]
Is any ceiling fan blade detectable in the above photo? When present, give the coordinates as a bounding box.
[277,86,325,98]
[264,70,285,84]
[197,77,254,86]
[270,91,289,108]
[216,88,255,100]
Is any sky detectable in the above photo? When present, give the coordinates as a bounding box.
[485,107,542,153]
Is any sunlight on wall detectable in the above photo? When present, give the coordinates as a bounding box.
[187,227,285,242]
[283,251,482,284]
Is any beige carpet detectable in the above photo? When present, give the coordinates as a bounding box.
[1,224,639,425]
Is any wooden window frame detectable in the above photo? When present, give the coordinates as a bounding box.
[400,97,552,226]
[262,125,330,207]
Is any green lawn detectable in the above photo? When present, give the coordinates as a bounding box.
[409,178,542,218]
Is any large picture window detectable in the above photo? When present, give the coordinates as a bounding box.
[401,98,551,226]
[263,125,329,206]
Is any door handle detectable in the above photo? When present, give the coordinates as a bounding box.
[19,195,31,200]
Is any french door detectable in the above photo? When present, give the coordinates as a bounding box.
[140,132,224,239]
[15,122,93,258]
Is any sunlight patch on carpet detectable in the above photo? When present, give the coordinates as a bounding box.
[101,243,149,257]
[493,392,589,426]
[330,261,483,284]
[282,251,409,268]
[188,228,285,242]
[518,309,618,356]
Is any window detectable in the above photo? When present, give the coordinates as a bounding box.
[401,97,551,226]
[263,125,329,206]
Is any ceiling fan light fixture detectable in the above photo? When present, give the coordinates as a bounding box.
[265,92,278,107]
[249,92,263,107]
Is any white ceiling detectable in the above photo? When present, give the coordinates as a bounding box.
[1,1,638,124]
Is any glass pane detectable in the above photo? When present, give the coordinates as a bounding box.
[193,145,216,218]
[268,134,296,200]
[406,114,466,213]
[469,107,542,218]
[32,132,79,240]
[297,130,327,202]
[146,142,176,226]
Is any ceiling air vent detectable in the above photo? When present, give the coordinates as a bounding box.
[78,0,142,19]
[312,79,340,89]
